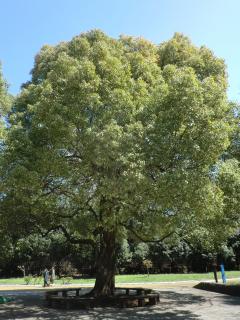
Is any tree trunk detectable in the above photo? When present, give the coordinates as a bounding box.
[18,265,26,278]
[91,230,116,297]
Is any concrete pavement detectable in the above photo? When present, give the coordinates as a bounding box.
[0,285,239,319]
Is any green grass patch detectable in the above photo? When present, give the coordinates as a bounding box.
[0,271,240,285]
[115,272,240,283]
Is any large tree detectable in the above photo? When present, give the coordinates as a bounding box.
[1,31,233,296]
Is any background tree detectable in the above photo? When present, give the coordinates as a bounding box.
[0,64,12,269]
[215,102,240,247]
[0,64,10,139]
[1,31,234,296]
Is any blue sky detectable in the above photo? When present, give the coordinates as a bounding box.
[1,0,240,101]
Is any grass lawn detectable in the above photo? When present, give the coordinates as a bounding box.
[115,271,240,283]
[226,279,240,286]
[0,271,240,285]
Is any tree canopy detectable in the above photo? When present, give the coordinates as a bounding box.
[0,31,235,295]
[216,103,240,232]
[0,64,10,139]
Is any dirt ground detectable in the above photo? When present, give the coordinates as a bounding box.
[0,283,239,320]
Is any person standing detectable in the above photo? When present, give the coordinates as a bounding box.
[43,268,49,287]
[50,266,56,284]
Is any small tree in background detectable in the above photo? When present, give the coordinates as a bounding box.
[143,259,153,276]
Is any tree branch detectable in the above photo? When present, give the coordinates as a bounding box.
[37,225,95,247]
[120,223,175,243]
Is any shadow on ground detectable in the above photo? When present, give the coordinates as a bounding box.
[218,294,240,306]
[194,283,240,306]
[0,290,205,320]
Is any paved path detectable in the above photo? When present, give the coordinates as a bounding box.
[0,285,239,320]
[0,281,198,292]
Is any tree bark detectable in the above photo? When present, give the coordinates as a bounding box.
[91,230,116,297]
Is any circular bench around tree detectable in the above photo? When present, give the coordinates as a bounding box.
[45,287,160,309]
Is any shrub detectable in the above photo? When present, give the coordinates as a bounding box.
[24,275,33,285]
[60,276,73,284]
